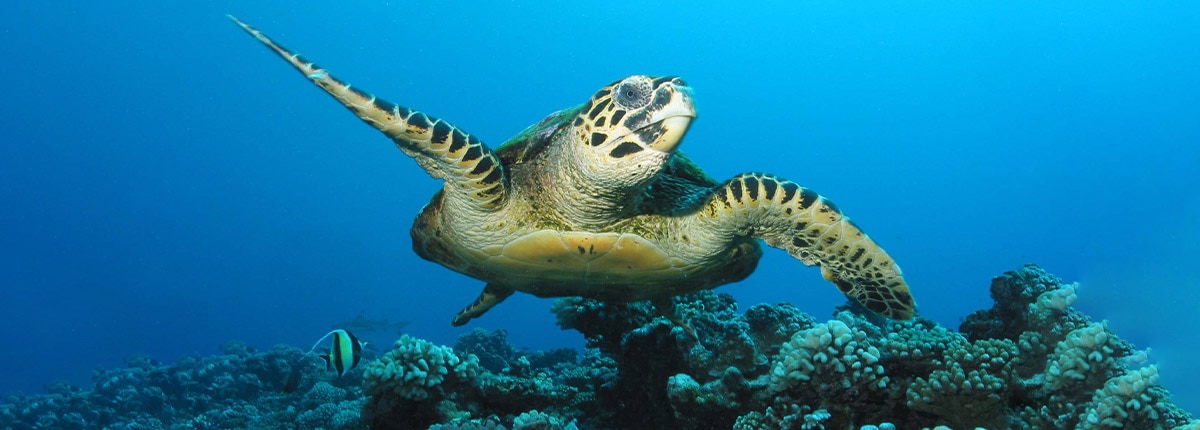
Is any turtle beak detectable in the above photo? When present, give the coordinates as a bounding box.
[645,84,696,153]
[649,115,693,153]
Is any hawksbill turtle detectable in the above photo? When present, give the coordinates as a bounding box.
[229,17,916,330]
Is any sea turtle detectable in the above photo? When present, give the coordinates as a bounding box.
[229,17,916,331]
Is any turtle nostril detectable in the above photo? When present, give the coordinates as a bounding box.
[671,78,688,87]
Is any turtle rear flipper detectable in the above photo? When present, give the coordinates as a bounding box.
[229,16,507,210]
[689,173,915,319]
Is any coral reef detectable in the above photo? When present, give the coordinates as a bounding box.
[363,334,481,402]
[2,264,1198,429]
[0,343,365,429]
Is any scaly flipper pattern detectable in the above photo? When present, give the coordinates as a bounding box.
[696,173,915,319]
[452,284,514,326]
[228,16,507,209]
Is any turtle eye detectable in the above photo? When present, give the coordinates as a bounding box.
[614,78,652,109]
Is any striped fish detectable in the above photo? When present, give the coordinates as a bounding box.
[308,329,365,378]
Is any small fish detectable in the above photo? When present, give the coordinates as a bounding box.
[308,329,366,378]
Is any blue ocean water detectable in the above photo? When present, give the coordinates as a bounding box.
[1,0,1197,416]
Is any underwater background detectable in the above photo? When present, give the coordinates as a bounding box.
[2,0,1198,423]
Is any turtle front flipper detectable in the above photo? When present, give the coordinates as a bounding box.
[451,284,515,326]
[690,173,915,319]
[229,16,507,210]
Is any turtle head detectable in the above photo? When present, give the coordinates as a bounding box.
[534,75,696,224]
[573,75,696,156]
[564,75,695,196]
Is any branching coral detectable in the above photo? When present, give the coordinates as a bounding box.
[361,335,482,428]
[3,265,1197,430]
[363,335,482,402]
[959,264,1090,343]
[905,338,1018,428]
[512,409,580,430]
[768,319,887,394]
[732,403,831,430]
[0,342,365,429]
[428,416,509,430]
[1044,321,1119,394]
[553,290,812,428]
[1081,365,1164,428]
[296,397,365,430]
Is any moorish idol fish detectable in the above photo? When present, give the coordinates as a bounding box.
[307,329,366,378]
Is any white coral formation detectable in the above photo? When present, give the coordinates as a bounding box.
[1081,365,1162,427]
[1034,281,1079,313]
[362,334,481,401]
[768,320,886,393]
[802,408,831,429]
[1172,420,1200,430]
[1026,278,1084,338]
[733,404,829,430]
[1045,321,1114,391]
[513,409,580,430]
